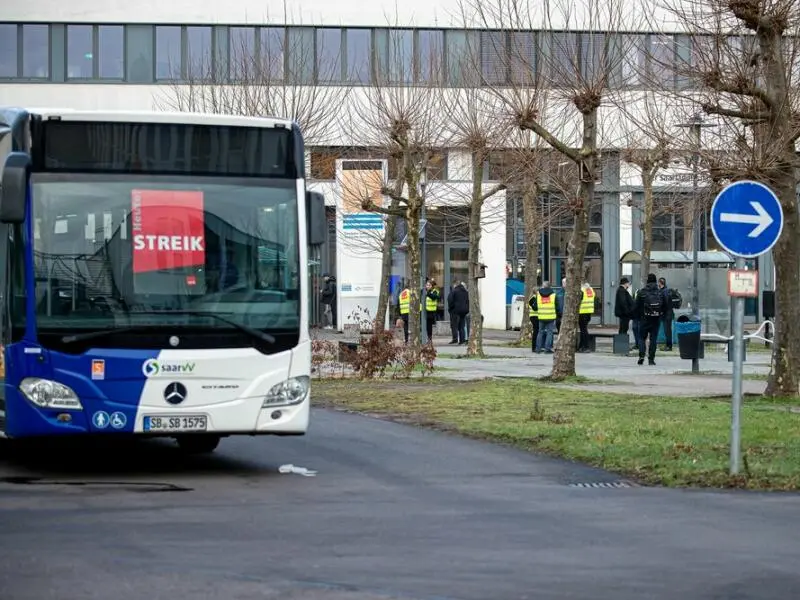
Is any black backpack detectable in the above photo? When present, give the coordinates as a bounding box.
[641,287,663,317]
[669,288,683,310]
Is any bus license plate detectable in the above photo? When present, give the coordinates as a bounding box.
[143,415,207,433]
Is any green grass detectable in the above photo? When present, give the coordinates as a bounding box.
[313,378,800,490]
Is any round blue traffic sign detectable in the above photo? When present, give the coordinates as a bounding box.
[710,180,784,258]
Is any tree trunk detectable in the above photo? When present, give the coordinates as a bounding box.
[467,153,486,357]
[374,198,400,333]
[765,164,800,397]
[551,110,596,379]
[405,199,423,350]
[639,169,654,287]
[518,187,540,344]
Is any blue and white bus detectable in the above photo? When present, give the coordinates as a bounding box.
[0,108,326,453]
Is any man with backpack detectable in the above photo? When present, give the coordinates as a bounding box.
[634,273,670,365]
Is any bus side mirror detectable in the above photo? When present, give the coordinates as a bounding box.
[306,191,327,246]
[0,152,30,224]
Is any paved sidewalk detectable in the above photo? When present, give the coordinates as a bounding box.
[313,327,771,397]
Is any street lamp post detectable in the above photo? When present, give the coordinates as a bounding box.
[676,113,716,373]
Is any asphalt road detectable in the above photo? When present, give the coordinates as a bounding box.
[1,408,799,600]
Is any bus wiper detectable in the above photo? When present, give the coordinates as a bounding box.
[61,326,154,344]
[135,311,276,345]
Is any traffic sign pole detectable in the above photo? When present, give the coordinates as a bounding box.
[730,256,745,475]
[710,180,784,478]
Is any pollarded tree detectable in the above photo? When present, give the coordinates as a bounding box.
[464,0,638,378]
[662,0,800,397]
[344,34,448,350]
[437,83,508,356]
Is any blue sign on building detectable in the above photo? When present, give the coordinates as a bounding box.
[710,180,784,258]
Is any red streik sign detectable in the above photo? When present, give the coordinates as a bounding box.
[131,190,205,274]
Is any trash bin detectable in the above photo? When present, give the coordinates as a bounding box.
[675,315,702,360]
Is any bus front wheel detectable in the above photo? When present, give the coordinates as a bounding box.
[176,435,221,454]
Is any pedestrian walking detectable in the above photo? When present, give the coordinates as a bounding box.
[633,273,670,365]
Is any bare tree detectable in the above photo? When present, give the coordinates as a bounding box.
[616,93,679,285]
[157,18,347,144]
[464,0,635,378]
[344,39,447,350]
[661,0,800,396]
[498,142,574,345]
[438,87,507,356]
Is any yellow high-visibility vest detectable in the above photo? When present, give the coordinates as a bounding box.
[399,289,410,315]
[422,290,438,312]
[580,288,595,315]
[537,292,557,321]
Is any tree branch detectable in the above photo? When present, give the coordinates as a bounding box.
[379,187,409,205]
[703,74,774,111]
[517,116,581,163]
[702,102,770,122]
[480,183,507,201]
[361,200,404,217]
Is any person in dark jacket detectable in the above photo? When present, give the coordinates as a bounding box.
[320,273,336,329]
[633,273,670,365]
[447,282,469,345]
[614,277,635,336]
[658,277,674,351]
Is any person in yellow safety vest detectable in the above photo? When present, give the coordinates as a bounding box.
[577,282,596,353]
[526,287,539,353]
[532,281,557,353]
[421,279,441,344]
[398,287,410,344]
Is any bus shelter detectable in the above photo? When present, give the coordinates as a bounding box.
[619,250,735,339]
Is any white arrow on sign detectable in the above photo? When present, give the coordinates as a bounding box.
[720,201,773,238]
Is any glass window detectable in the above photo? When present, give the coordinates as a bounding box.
[509,31,535,86]
[546,32,579,87]
[316,28,342,82]
[260,27,285,81]
[345,28,370,83]
[0,24,17,77]
[98,26,123,79]
[649,35,674,88]
[614,34,645,87]
[481,31,506,85]
[310,149,337,179]
[22,24,49,78]
[30,178,301,340]
[446,30,479,85]
[418,30,443,83]
[126,25,153,83]
[287,27,313,83]
[581,32,606,83]
[156,26,182,80]
[67,25,94,79]
[187,26,212,79]
[376,29,413,83]
[229,27,256,80]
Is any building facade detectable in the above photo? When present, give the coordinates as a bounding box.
[0,0,776,329]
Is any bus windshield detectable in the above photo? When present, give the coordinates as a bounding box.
[25,175,301,337]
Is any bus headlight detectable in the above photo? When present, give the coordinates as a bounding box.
[19,378,83,410]
[263,376,309,407]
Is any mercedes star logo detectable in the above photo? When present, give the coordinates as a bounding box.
[164,382,188,405]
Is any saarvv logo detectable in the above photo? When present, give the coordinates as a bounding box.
[142,359,197,378]
[131,189,205,274]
